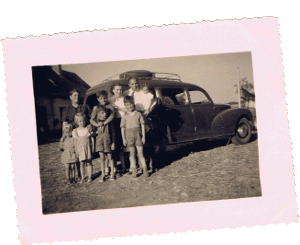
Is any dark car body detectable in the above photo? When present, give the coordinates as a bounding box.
[84,70,253,149]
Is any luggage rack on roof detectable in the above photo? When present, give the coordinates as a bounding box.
[101,71,182,83]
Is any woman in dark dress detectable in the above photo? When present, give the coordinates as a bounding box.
[61,89,91,181]
[62,89,91,129]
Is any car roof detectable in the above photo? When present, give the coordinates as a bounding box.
[85,70,201,96]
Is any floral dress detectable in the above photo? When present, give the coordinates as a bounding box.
[72,127,93,162]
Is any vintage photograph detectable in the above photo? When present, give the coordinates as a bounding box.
[33,52,261,214]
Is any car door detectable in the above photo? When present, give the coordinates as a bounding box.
[158,87,195,143]
[187,88,224,139]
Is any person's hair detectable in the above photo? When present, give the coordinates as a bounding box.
[69,89,79,97]
[74,112,87,126]
[111,83,123,94]
[61,123,72,140]
[128,77,138,83]
[123,95,134,105]
[96,90,108,98]
[140,83,149,89]
[96,105,107,114]
[112,83,122,90]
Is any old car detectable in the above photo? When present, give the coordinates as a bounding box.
[84,70,253,153]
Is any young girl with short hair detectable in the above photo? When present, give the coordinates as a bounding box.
[73,112,94,183]
[60,123,77,184]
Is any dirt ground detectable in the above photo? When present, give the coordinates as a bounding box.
[39,134,261,214]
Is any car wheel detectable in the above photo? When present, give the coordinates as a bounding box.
[231,117,252,145]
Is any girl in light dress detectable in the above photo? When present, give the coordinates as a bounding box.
[60,123,77,184]
[72,112,94,183]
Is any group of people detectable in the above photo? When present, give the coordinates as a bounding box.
[60,77,156,185]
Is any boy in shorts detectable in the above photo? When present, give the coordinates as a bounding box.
[94,105,116,182]
[120,96,149,178]
[90,90,114,175]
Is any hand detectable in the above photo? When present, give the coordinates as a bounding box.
[87,124,92,131]
[97,122,104,127]
[111,143,115,151]
[142,137,146,145]
[143,110,149,117]
[123,139,127,147]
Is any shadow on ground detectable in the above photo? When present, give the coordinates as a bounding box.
[151,132,258,173]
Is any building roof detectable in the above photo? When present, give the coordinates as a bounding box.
[32,66,90,100]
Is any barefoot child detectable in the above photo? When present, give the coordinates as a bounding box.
[90,90,114,175]
[94,105,116,182]
[121,96,149,178]
[60,123,77,184]
[73,112,94,183]
[109,83,126,173]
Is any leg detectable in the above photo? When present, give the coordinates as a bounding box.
[99,152,105,182]
[104,155,109,175]
[75,161,81,180]
[70,163,75,182]
[136,146,149,177]
[64,163,71,183]
[107,153,115,180]
[128,146,137,177]
[86,160,93,182]
[80,161,85,183]
[119,151,126,172]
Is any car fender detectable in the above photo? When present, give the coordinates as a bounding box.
[211,108,253,135]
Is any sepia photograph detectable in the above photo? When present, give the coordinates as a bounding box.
[33,52,260,214]
[3,17,297,244]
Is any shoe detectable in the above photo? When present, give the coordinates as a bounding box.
[109,175,115,181]
[79,178,84,184]
[87,178,92,183]
[99,176,105,183]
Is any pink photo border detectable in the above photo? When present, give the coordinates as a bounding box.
[2,18,297,244]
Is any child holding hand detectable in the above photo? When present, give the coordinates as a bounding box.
[94,105,116,182]
[121,96,149,178]
[90,90,114,175]
[60,123,77,184]
[73,112,94,183]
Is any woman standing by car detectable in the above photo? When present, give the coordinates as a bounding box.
[62,89,91,129]
[61,89,92,181]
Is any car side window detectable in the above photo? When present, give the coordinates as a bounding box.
[160,88,188,106]
[188,89,211,104]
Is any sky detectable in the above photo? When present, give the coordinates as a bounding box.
[61,52,254,103]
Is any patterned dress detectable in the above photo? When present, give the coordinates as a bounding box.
[73,127,93,162]
[61,137,77,164]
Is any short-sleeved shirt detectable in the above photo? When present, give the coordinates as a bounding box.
[62,104,91,127]
[109,96,125,118]
[135,92,154,112]
[120,111,145,129]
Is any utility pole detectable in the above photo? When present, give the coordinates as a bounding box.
[237,67,241,108]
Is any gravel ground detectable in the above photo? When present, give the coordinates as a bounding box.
[39,134,261,214]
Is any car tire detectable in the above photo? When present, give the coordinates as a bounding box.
[231,117,252,145]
